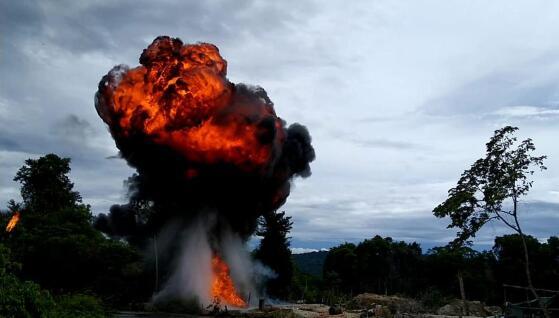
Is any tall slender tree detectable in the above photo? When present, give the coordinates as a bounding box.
[254,211,293,299]
[434,126,548,317]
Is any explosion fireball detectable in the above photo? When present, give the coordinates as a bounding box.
[96,37,282,171]
[95,36,314,307]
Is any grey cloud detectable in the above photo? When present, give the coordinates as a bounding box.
[351,138,419,150]
[486,105,559,121]
[0,137,22,153]
[2,0,559,250]
[294,198,362,213]
[356,115,401,124]
[0,133,42,156]
[52,114,95,141]
[422,54,559,117]
[287,194,559,248]
[286,194,453,243]
[0,0,43,40]
[325,127,422,150]
[0,115,98,161]
[9,0,317,56]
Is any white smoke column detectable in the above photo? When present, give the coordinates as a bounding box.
[219,229,257,306]
[220,228,278,307]
[153,212,279,309]
[153,214,214,306]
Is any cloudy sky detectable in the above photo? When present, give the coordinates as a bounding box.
[1,0,558,252]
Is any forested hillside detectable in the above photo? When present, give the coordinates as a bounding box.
[292,251,328,278]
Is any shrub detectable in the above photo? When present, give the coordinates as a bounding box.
[50,294,106,318]
[0,273,56,318]
[419,288,452,311]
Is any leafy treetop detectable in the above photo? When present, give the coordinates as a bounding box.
[14,153,82,213]
[434,126,546,246]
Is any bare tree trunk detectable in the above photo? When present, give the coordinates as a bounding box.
[384,279,388,296]
[154,234,159,293]
[513,197,550,318]
[457,271,469,316]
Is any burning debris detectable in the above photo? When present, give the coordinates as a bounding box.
[5,211,20,233]
[94,36,314,308]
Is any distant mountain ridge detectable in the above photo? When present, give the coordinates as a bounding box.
[291,250,328,278]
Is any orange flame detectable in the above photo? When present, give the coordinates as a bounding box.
[5,211,20,233]
[211,254,247,308]
[96,37,283,172]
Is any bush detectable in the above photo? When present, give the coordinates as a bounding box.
[419,288,452,311]
[0,273,56,318]
[0,274,107,318]
[0,243,106,318]
[51,294,106,318]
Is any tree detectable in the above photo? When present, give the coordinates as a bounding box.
[355,236,392,294]
[323,243,357,295]
[323,236,422,297]
[427,246,477,315]
[254,211,293,299]
[14,154,81,213]
[434,126,548,317]
[7,154,148,305]
[493,234,559,295]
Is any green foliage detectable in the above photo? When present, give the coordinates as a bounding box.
[291,251,327,302]
[323,243,357,293]
[0,243,20,276]
[292,250,328,278]
[254,211,294,299]
[290,264,324,303]
[4,153,150,309]
[0,243,106,317]
[434,126,547,246]
[318,234,559,306]
[50,294,106,318]
[0,275,107,318]
[433,127,550,316]
[14,153,82,213]
[323,237,422,296]
[423,246,497,303]
[7,201,144,299]
[419,287,453,310]
[0,243,54,317]
[493,235,559,297]
[0,273,56,318]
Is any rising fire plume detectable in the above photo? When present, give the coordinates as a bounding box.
[211,254,247,307]
[94,36,315,307]
[5,211,20,233]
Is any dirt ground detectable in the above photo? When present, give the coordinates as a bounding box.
[278,304,360,318]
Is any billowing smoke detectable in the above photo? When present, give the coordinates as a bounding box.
[94,36,314,307]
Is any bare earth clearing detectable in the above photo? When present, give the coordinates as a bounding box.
[113,293,502,318]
